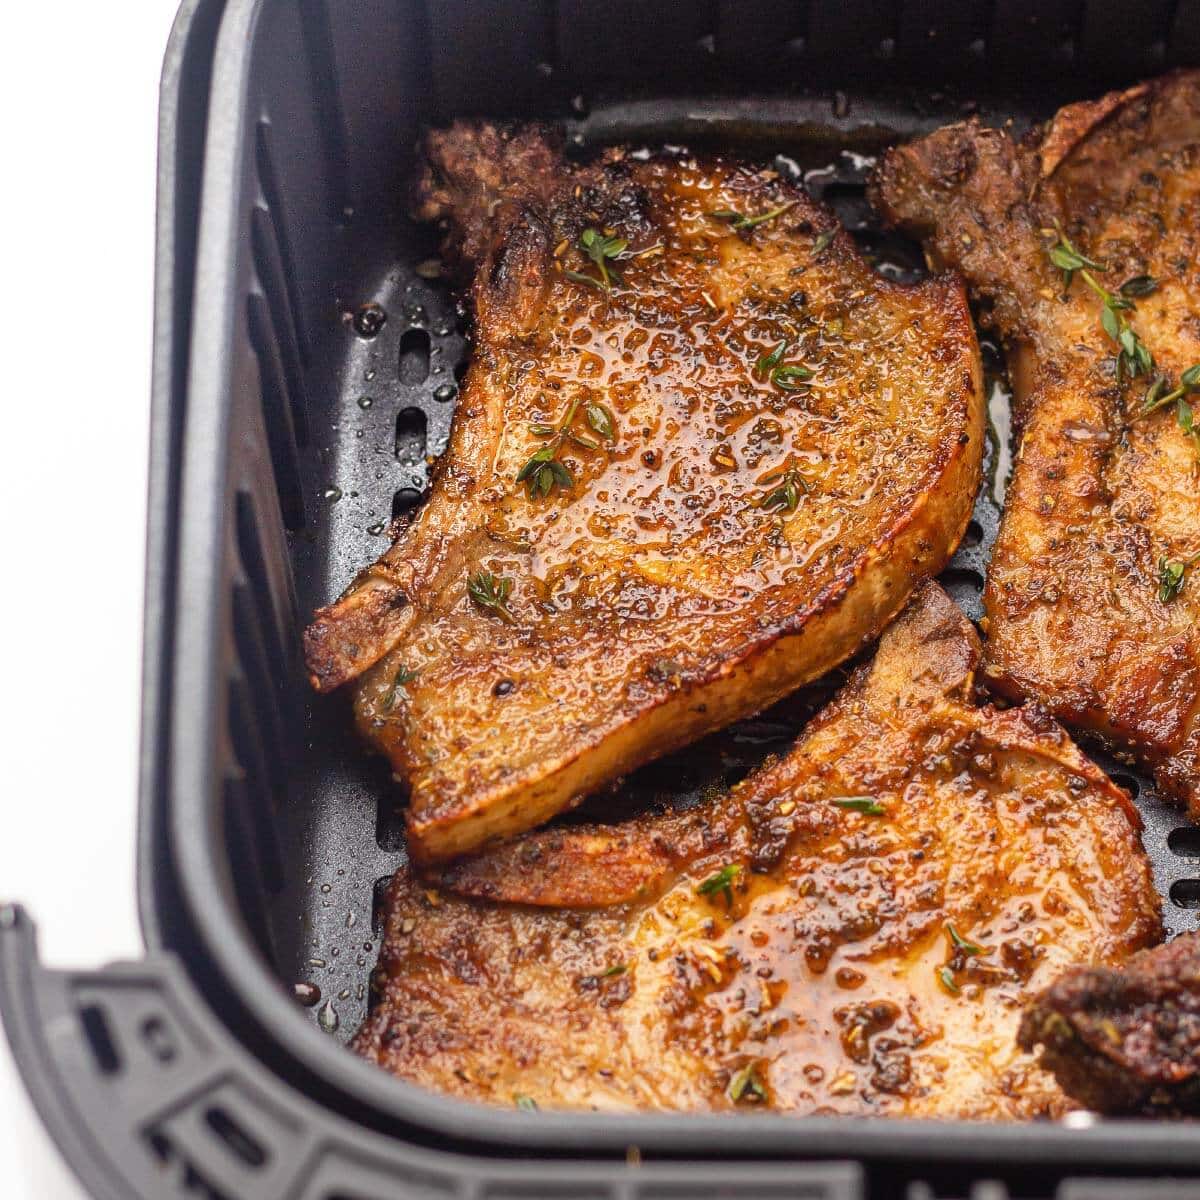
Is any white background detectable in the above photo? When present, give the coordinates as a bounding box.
[0,1,180,1194]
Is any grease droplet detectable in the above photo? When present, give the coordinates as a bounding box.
[433,383,457,403]
[322,487,342,503]
[293,981,321,1007]
[317,1000,339,1033]
[353,303,387,338]
[357,395,374,409]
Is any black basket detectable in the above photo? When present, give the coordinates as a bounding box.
[5,1,1200,1197]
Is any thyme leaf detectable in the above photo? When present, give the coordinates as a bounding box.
[381,665,419,711]
[1159,551,1200,603]
[754,463,810,514]
[467,570,516,623]
[728,1063,768,1104]
[585,402,616,441]
[830,796,887,816]
[773,364,814,391]
[710,201,795,232]
[937,965,961,995]
[945,923,984,956]
[753,339,814,392]
[812,229,835,257]
[1120,274,1159,298]
[696,864,742,908]
[513,1094,538,1111]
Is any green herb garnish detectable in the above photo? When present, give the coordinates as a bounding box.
[754,463,809,514]
[812,229,835,257]
[600,963,627,978]
[514,1094,538,1111]
[830,796,887,817]
[467,570,516,623]
[585,402,616,441]
[728,1062,768,1103]
[381,665,419,711]
[773,364,815,390]
[710,201,795,232]
[563,228,628,292]
[696,864,742,908]
[1158,552,1200,603]
[753,340,814,392]
[945,923,984,957]
[1137,368,1200,466]
[517,395,608,498]
[1047,223,1153,382]
[516,445,574,497]
[1120,274,1159,298]
[937,966,961,995]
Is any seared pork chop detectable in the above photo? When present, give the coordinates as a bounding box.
[874,72,1200,816]
[355,584,1160,1116]
[305,125,983,862]
[1020,932,1200,1115]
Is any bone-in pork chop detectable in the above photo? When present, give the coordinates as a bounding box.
[874,71,1200,816]
[354,584,1160,1116]
[305,125,983,862]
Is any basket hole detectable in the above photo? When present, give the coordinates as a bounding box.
[392,487,424,519]
[398,327,431,385]
[79,1004,121,1075]
[376,792,407,852]
[1169,827,1200,858]
[1169,878,1200,909]
[372,875,392,935]
[205,1106,268,1168]
[1110,772,1141,799]
[394,407,428,465]
[140,1015,177,1063]
[962,519,984,549]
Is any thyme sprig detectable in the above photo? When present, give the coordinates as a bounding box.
[563,227,628,292]
[1047,223,1153,382]
[754,339,814,392]
[753,461,810,514]
[710,201,795,232]
[467,570,516,623]
[1138,366,1200,417]
[1136,367,1200,472]
[519,397,580,497]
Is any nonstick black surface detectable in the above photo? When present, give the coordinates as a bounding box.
[279,91,1200,1044]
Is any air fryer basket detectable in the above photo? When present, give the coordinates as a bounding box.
[6,1,1200,1197]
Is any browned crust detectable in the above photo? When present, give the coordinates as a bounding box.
[1019,933,1200,1115]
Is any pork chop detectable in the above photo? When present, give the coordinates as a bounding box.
[305,124,984,863]
[354,584,1160,1116]
[873,71,1200,816]
[1019,932,1200,1115]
